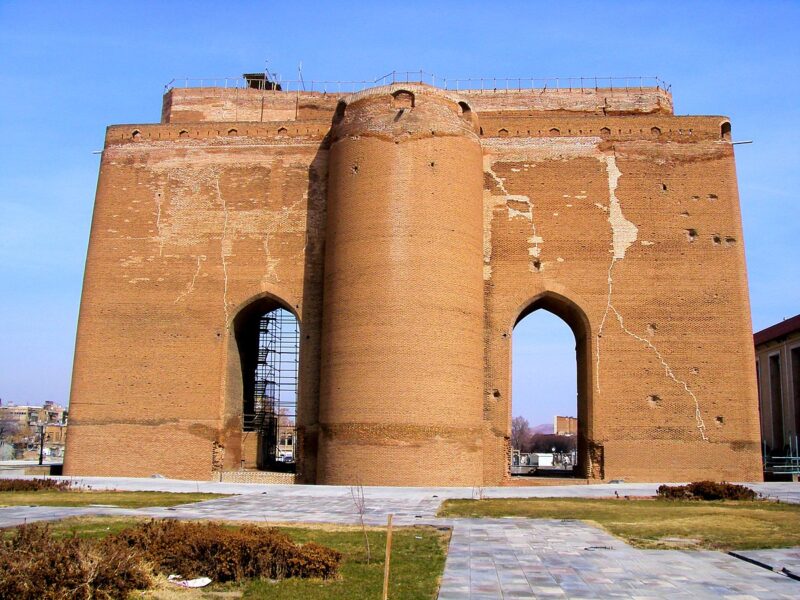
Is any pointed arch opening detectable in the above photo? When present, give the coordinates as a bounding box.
[229,295,300,473]
[511,293,594,479]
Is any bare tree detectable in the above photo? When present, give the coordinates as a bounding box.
[511,416,530,451]
[0,415,19,444]
[350,481,371,564]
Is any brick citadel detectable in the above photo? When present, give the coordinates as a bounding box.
[63,73,762,485]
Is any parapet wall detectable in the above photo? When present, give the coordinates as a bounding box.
[162,85,672,124]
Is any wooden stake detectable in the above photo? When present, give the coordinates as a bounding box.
[382,513,394,600]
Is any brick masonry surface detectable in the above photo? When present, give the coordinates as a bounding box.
[64,81,762,485]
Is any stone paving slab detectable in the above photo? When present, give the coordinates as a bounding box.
[439,519,799,599]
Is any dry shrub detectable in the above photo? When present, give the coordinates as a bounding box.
[0,519,341,598]
[0,522,151,600]
[0,478,71,492]
[110,520,342,582]
[657,481,758,501]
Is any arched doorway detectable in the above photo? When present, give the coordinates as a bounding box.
[511,293,593,478]
[232,297,300,473]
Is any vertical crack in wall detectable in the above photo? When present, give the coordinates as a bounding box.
[174,254,206,304]
[213,173,231,324]
[486,162,542,272]
[155,191,165,256]
[594,153,708,441]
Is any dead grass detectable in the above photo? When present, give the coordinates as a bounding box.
[438,497,800,550]
[1,519,343,599]
[0,490,227,508]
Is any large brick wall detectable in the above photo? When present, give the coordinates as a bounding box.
[64,81,762,484]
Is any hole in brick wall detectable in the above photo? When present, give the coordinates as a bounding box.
[512,294,589,479]
[429,161,435,167]
[661,183,667,192]
[391,89,415,109]
[721,121,731,141]
[712,234,722,245]
[351,164,358,174]
[227,128,238,135]
[647,394,662,408]
[691,367,699,374]
[549,128,560,136]
[715,416,725,426]
[708,194,718,201]
[131,129,141,140]
[479,127,484,136]
[724,236,737,246]
[647,323,657,336]
[493,389,501,398]
[651,126,661,136]
[179,129,189,138]
[685,228,698,242]
[680,211,690,217]
[532,259,541,271]
[498,128,509,137]
[277,127,288,135]
[600,127,611,136]
[691,195,700,201]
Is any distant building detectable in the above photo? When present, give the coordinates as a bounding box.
[0,401,68,461]
[554,416,578,437]
[755,314,800,456]
[0,401,67,428]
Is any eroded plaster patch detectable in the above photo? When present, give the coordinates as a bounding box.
[134,153,309,319]
[485,157,542,272]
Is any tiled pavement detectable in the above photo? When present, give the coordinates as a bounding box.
[1,478,799,598]
[439,519,799,599]
[731,548,800,581]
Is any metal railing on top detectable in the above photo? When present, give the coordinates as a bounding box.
[164,71,671,95]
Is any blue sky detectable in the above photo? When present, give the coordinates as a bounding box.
[0,1,797,421]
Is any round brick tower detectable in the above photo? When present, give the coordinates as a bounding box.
[317,84,485,486]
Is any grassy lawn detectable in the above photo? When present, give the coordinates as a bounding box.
[0,490,227,508]
[8,517,449,599]
[439,497,800,550]
[242,525,449,600]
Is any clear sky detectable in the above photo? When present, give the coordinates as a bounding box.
[0,1,797,412]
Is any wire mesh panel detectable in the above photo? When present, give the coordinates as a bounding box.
[245,308,299,471]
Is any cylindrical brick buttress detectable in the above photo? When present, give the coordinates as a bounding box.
[318,84,485,485]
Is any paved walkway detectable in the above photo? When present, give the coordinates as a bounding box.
[1,478,799,598]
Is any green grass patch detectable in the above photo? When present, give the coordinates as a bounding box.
[0,490,227,508]
[5,517,450,599]
[242,525,449,600]
[439,497,800,550]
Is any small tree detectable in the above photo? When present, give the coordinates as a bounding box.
[350,482,371,564]
[511,416,530,451]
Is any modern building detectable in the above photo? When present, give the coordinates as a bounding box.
[755,314,800,458]
[554,416,578,437]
